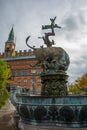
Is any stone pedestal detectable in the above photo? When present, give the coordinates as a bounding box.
[41,71,68,96]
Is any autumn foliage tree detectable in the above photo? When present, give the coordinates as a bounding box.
[69,73,87,94]
[0,59,10,109]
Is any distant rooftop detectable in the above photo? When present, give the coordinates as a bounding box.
[0,49,36,61]
[2,55,36,61]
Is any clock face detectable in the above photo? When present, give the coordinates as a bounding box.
[6,44,10,48]
[12,45,14,49]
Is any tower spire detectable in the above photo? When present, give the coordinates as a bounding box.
[7,25,14,43]
[5,25,16,55]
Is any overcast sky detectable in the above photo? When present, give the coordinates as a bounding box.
[0,0,87,83]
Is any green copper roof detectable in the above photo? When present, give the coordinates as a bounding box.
[6,27,14,43]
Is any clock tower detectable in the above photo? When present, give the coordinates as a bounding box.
[5,26,16,56]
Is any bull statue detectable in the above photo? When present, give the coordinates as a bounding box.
[26,17,70,96]
[26,36,70,72]
[26,17,70,73]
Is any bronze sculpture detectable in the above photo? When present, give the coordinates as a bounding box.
[26,17,70,96]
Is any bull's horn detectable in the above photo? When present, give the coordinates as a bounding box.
[26,36,36,50]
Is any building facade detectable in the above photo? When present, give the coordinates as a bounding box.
[0,27,42,94]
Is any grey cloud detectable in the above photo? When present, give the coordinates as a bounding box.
[58,9,87,43]
[63,15,79,31]
[68,53,87,83]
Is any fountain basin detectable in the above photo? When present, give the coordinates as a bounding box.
[16,94,87,129]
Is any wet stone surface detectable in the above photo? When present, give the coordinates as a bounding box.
[0,113,19,130]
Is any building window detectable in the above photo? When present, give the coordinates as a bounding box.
[24,69,28,76]
[18,78,21,85]
[36,69,41,75]
[30,69,36,75]
[12,70,16,77]
[38,78,41,83]
[37,87,41,95]
[30,78,34,83]
[18,70,22,76]
[24,78,27,83]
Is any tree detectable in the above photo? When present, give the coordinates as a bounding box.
[69,73,87,94]
[0,59,10,109]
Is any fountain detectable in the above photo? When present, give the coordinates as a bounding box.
[10,17,87,130]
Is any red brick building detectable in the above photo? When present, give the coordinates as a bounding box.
[0,27,42,94]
